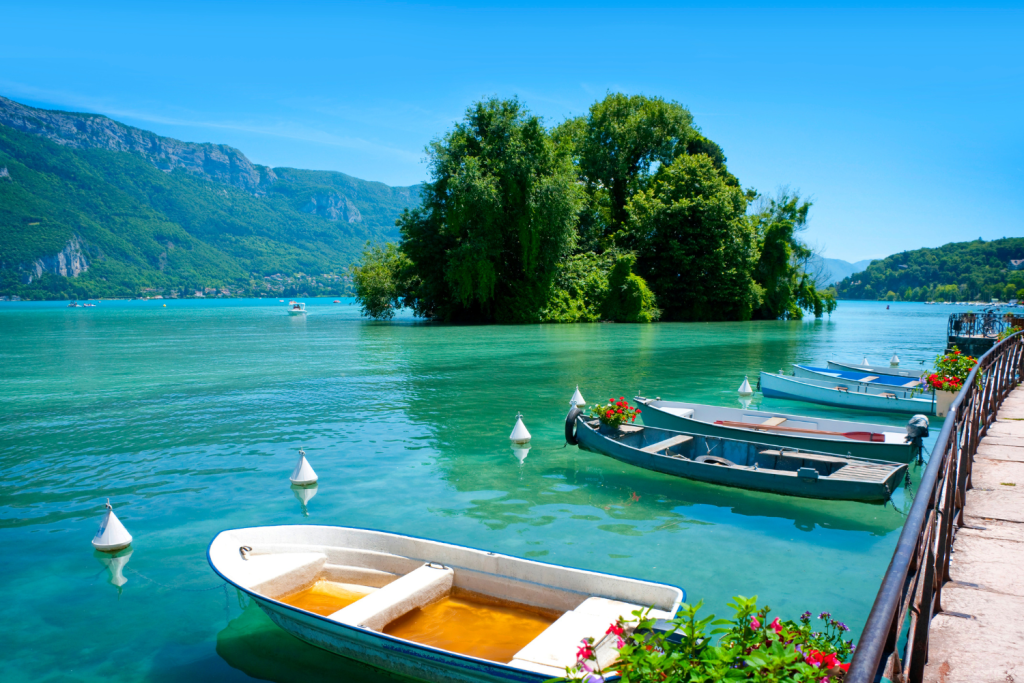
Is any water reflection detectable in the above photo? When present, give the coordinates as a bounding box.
[216,594,413,683]
[291,483,318,517]
[94,548,133,594]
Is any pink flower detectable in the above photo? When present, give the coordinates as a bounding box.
[769,617,782,634]
[750,617,761,630]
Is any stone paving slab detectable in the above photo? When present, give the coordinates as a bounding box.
[960,516,1024,543]
[969,458,1024,487]
[948,534,1024,596]
[963,489,1024,523]
[976,443,1024,463]
[924,587,1024,683]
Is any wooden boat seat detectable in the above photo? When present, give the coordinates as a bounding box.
[512,597,665,670]
[862,375,879,382]
[761,417,788,427]
[327,563,453,631]
[641,434,692,454]
[757,450,898,483]
[757,449,848,465]
[904,380,921,388]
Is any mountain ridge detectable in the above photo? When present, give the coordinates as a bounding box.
[0,96,420,300]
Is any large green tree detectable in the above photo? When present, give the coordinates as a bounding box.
[749,191,824,319]
[398,97,584,323]
[558,94,700,245]
[623,154,759,321]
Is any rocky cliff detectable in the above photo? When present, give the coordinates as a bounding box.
[0,96,276,195]
[23,236,89,284]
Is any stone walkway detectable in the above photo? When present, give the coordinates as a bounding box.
[925,386,1024,683]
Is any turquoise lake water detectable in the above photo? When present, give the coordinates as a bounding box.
[0,299,963,682]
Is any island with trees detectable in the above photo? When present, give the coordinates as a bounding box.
[353,94,836,324]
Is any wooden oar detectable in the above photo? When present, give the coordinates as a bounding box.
[713,420,886,443]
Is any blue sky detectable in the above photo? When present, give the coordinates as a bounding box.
[2,1,1021,262]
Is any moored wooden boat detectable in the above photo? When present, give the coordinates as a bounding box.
[792,364,925,389]
[572,415,906,502]
[760,371,935,415]
[634,397,915,462]
[826,360,927,379]
[208,525,683,683]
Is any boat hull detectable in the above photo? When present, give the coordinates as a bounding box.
[575,418,904,502]
[760,372,935,415]
[635,399,914,463]
[255,596,546,683]
[209,526,683,683]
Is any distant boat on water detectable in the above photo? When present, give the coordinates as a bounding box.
[635,398,916,462]
[67,301,79,307]
[288,302,306,315]
[760,371,935,415]
[826,360,927,378]
[792,364,923,389]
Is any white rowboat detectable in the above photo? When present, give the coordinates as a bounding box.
[208,525,683,682]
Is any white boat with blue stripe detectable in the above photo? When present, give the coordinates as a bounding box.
[760,371,936,415]
[792,364,926,389]
[208,525,683,682]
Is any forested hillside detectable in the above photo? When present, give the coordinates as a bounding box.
[835,238,1024,301]
[0,96,419,300]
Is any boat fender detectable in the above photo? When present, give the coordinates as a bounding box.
[694,455,733,467]
[565,406,582,446]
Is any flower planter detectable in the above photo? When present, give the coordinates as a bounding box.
[598,423,621,436]
[935,389,958,418]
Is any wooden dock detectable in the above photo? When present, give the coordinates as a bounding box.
[924,386,1024,682]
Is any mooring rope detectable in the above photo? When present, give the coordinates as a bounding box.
[126,567,224,592]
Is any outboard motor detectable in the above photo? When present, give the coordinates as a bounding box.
[906,414,930,461]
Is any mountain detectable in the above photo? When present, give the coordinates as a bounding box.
[808,255,876,286]
[834,238,1024,301]
[0,96,420,300]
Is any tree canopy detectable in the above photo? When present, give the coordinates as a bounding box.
[354,93,832,324]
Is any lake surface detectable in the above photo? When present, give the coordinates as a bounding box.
[0,299,962,682]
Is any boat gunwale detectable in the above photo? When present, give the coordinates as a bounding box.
[635,397,908,444]
[759,372,936,414]
[793,364,925,388]
[207,525,685,676]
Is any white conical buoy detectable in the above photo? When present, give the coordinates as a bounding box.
[291,482,318,516]
[738,376,754,397]
[570,386,585,408]
[890,354,900,367]
[290,449,318,485]
[862,356,870,366]
[509,413,531,444]
[511,445,530,464]
[96,548,133,587]
[92,499,133,552]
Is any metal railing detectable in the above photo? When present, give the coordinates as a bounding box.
[847,330,1024,683]
[947,312,1024,340]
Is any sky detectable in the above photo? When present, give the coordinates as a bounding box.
[2,1,1022,262]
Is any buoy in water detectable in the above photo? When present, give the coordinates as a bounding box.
[96,548,133,588]
[862,356,870,366]
[509,413,531,444]
[569,386,586,408]
[162,304,166,307]
[738,376,754,397]
[291,482,318,516]
[890,354,900,367]
[92,499,133,552]
[511,445,530,465]
[289,449,318,486]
